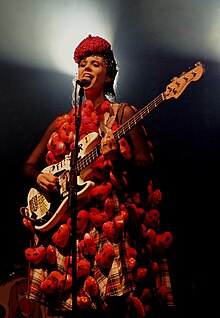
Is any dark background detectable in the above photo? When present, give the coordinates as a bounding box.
[0,0,218,316]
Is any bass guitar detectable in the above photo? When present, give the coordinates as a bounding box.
[23,62,205,232]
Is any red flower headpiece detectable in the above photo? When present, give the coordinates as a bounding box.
[74,35,112,63]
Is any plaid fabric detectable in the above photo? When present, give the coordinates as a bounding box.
[90,190,135,299]
[91,229,136,300]
[156,258,174,308]
[27,236,135,311]
[28,248,72,311]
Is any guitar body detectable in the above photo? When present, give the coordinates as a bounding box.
[26,132,99,232]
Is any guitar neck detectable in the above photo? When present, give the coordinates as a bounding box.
[77,93,164,173]
[113,93,164,140]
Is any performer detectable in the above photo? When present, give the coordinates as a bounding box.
[21,35,175,317]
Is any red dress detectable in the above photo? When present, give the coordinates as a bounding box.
[22,100,174,317]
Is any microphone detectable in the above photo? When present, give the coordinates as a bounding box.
[76,78,91,87]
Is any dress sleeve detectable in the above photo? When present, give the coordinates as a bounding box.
[22,116,58,182]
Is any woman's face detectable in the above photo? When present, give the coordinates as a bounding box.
[77,55,108,92]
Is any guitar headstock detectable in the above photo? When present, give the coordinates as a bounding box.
[164,62,205,100]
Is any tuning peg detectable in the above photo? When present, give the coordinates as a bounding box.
[171,76,178,82]
[171,77,181,87]
[195,61,203,67]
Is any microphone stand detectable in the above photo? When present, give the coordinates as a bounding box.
[68,83,85,316]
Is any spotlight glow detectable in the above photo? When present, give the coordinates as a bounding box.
[0,0,118,77]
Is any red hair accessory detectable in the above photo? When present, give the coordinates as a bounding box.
[74,34,111,63]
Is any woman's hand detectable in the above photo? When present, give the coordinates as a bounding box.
[36,172,58,192]
[101,130,119,161]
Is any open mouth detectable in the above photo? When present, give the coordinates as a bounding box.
[83,74,93,80]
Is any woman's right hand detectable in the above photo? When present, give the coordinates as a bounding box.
[36,172,58,192]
